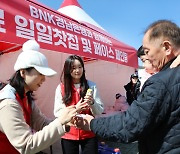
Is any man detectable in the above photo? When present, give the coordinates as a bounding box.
[76,20,180,154]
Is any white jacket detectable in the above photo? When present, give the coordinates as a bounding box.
[0,84,66,154]
[54,80,104,117]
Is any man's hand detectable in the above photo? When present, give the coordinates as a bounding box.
[74,114,94,131]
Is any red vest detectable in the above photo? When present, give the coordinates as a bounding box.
[61,83,95,140]
[0,93,32,153]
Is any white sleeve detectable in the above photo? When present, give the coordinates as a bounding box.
[53,84,66,117]
[0,99,65,154]
[89,83,104,115]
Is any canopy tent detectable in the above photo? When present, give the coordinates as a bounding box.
[0,0,138,114]
[1,0,139,111]
[0,0,138,153]
[0,0,137,68]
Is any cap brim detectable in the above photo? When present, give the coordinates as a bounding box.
[34,66,57,76]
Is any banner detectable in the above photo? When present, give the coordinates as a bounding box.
[0,0,138,68]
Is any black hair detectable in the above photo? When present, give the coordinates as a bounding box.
[131,73,138,79]
[116,93,121,99]
[60,55,89,105]
[9,68,34,102]
[137,45,145,58]
[0,82,6,90]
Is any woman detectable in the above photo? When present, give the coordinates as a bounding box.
[54,55,104,154]
[0,40,77,154]
[137,45,158,91]
[124,73,141,105]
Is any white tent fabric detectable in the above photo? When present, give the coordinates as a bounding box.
[58,5,104,30]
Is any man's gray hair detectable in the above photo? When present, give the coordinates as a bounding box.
[144,20,180,48]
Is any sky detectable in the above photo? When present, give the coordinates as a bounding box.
[37,0,180,65]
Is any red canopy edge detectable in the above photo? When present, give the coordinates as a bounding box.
[0,0,138,68]
[0,41,21,54]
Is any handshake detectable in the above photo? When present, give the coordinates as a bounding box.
[59,105,94,131]
[59,89,95,131]
[73,114,94,131]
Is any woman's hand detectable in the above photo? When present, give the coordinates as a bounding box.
[84,93,94,105]
[58,105,77,125]
[75,98,89,113]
